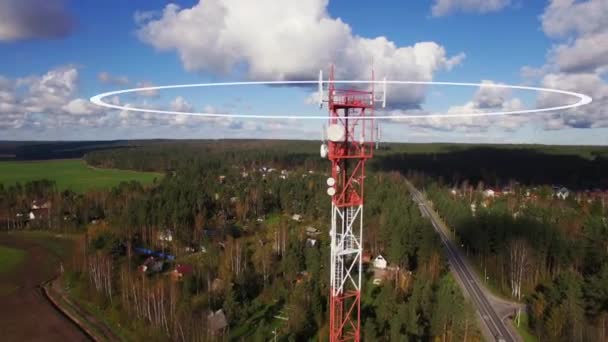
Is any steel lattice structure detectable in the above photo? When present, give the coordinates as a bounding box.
[321,66,382,342]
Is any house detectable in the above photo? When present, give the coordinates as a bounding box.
[306,238,317,247]
[482,189,496,198]
[373,255,387,269]
[208,309,228,336]
[556,187,570,200]
[31,199,51,210]
[218,175,226,183]
[292,214,302,222]
[173,264,194,279]
[140,257,164,274]
[158,230,173,242]
[28,208,50,220]
[305,226,320,236]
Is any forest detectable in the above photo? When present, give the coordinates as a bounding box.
[0,140,484,341]
[3,140,607,341]
[403,170,608,341]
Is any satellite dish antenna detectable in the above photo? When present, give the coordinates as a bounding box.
[327,124,345,142]
[318,70,324,109]
[326,177,336,186]
[320,124,328,158]
[326,187,336,196]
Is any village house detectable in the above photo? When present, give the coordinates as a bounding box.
[207,309,228,336]
[139,256,164,274]
[305,226,320,236]
[172,264,194,280]
[158,230,173,242]
[556,187,570,200]
[373,255,387,269]
[482,189,496,198]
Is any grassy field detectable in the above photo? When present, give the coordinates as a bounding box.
[0,246,26,274]
[0,159,162,192]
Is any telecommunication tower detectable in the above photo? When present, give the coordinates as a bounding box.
[319,66,386,342]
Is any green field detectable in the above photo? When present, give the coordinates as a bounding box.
[0,246,26,275]
[0,159,162,192]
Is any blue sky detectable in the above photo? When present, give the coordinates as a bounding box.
[0,0,606,145]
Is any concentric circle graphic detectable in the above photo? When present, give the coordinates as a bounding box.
[90,81,592,120]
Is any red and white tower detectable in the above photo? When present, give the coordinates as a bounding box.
[319,66,385,342]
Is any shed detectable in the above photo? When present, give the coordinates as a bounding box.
[373,255,387,269]
[207,309,228,335]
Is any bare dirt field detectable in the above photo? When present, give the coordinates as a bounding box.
[0,233,90,341]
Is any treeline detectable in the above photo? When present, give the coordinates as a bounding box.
[84,140,323,173]
[420,178,608,341]
[1,143,482,341]
[374,146,608,190]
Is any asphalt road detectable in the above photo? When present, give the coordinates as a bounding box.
[406,180,520,342]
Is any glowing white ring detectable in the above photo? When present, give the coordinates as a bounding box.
[90,81,592,120]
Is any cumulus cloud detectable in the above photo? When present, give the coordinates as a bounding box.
[0,66,108,130]
[135,81,160,98]
[170,96,193,112]
[431,0,510,17]
[526,0,608,130]
[98,72,129,85]
[386,81,526,133]
[136,0,464,106]
[0,0,74,42]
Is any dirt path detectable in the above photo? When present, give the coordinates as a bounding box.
[0,233,90,342]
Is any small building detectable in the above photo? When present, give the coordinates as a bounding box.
[173,264,194,279]
[305,226,320,236]
[482,189,495,198]
[292,214,302,222]
[373,255,387,270]
[207,309,228,336]
[218,175,226,184]
[140,257,164,274]
[306,238,317,247]
[556,187,570,200]
[158,230,173,242]
[31,199,51,210]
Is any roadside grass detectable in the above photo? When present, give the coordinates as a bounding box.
[0,159,162,193]
[512,312,537,342]
[0,245,26,275]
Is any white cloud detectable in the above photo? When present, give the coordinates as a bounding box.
[528,0,608,130]
[170,96,193,112]
[386,81,526,133]
[537,72,608,129]
[540,0,608,39]
[0,66,109,130]
[136,0,464,105]
[0,0,74,41]
[135,81,160,98]
[62,98,102,116]
[431,0,510,17]
[98,72,129,85]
